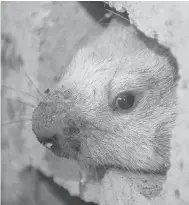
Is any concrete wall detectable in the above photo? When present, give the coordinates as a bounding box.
[1,2,102,205]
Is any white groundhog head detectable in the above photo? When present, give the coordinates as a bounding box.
[32,20,178,174]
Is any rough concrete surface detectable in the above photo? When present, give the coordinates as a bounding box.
[1,2,103,205]
[1,1,189,205]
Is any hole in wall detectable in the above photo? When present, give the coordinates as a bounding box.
[36,169,99,205]
[79,1,130,27]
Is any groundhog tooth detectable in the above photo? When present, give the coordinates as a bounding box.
[44,142,53,149]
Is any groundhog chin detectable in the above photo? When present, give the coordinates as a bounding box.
[46,134,169,175]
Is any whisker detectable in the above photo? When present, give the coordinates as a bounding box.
[82,142,99,182]
[2,119,32,126]
[77,140,103,186]
[2,97,36,108]
[90,141,120,203]
[1,84,39,101]
[98,11,113,24]
[24,71,42,97]
[105,8,130,23]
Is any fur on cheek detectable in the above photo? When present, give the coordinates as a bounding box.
[153,121,173,170]
[80,129,157,171]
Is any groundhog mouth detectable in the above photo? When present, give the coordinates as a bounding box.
[36,133,83,160]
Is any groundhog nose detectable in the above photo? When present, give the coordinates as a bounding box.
[34,126,82,158]
[33,125,59,149]
[32,114,81,151]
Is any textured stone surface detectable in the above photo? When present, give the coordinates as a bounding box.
[1,2,102,205]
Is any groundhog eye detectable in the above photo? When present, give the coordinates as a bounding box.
[115,93,135,110]
[44,88,50,94]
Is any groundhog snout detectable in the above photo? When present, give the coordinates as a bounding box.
[32,89,82,155]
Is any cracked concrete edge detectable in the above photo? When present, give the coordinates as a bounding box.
[107,2,189,205]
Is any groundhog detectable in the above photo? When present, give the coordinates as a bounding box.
[32,18,178,177]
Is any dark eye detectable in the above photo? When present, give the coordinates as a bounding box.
[44,88,50,94]
[114,93,135,110]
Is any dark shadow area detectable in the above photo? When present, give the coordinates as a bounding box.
[79,1,108,22]
[79,1,129,26]
[37,170,98,205]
